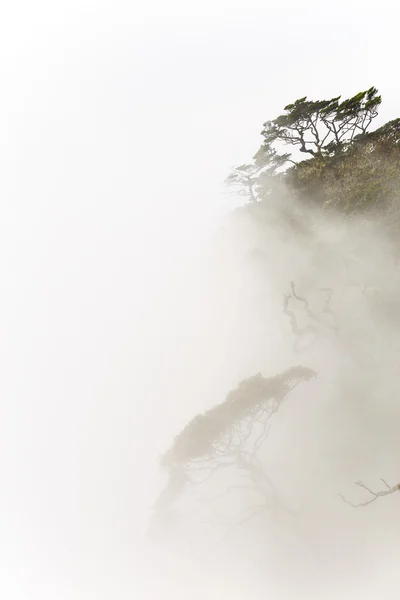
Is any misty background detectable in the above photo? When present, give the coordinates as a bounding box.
[1,1,400,598]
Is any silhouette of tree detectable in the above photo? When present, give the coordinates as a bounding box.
[150,366,316,547]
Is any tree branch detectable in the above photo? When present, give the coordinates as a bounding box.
[340,479,400,508]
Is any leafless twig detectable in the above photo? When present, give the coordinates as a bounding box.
[340,479,400,508]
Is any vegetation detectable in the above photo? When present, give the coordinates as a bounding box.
[226,87,400,225]
[151,87,400,562]
[151,367,316,544]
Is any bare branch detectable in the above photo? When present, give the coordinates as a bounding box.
[340,480,400,508]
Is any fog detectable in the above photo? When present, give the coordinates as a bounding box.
[1,1,400,598]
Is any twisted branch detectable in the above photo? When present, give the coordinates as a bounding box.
[340,479,400,508]
[283,282,338,351]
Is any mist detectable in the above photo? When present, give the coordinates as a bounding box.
[1,1,400,599]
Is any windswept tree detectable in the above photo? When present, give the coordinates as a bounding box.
[150,366,316,550]
[226,87,383,203]
[225,145,291,202]
[259,87,381,161]
[224,163,264,203]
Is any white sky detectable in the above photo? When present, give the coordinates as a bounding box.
[0,1,398,598]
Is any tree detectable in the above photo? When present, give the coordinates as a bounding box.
[226,87,384,204]
[225,144,291,202]
[224,163,264,203]
[150,366,316,548]
[259,87,381,160]
[283,282,338,351]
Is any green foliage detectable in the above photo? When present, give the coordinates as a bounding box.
[261,87,382,162]
[225,87,400,228]
[257,87,381,162]
[287,118,400,215]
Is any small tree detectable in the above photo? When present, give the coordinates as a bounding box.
[224,163,264,203]
[225,145,291,202]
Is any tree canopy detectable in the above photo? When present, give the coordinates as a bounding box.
[226,87,400,223]
[259,87,381,161]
